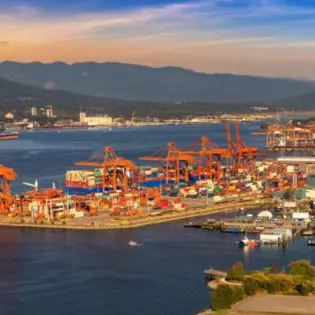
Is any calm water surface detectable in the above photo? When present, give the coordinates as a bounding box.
[0,124,313,315]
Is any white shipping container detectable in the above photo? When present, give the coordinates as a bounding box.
[283,201,296,208]
[292,212,309,219]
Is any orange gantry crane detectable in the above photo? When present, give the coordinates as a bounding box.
[225,122,262,170]
[234,121,261,168]
[0,164,17,215]
[139,142,195,183]
[76,146,137,191]
[179,136,230,180]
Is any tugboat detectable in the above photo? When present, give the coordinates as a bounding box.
[236,236,260,247]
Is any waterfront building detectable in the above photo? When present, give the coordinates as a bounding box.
[31,106,38,116]
[46,106,53,118]
[79,112,113,125]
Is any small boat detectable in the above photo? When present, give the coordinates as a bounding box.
[128,240,140,247]
[301,230,314,236]
[221,227,245,233]
[236,236,260,247]
[307,239,315,246]
[0,132,19,140]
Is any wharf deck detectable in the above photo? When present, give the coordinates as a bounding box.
[185,221,294,233]
[0,199,271,231]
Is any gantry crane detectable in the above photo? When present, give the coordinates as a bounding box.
[76,146,137,191]
[0,164,17,214]
[139,142,195,183]
[234,121,261,169]
[179,136,230,180]
[225,122,262,170]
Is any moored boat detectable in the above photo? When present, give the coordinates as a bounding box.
[221,227,245,233]
[236,236,260,247]
[0,132,19,140]
[307,239,315,246]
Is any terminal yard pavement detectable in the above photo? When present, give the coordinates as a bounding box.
[0,198,272,230]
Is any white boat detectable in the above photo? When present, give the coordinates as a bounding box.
[128,240,140,247]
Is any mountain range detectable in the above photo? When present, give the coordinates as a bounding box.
[0,77,257,118]
[1,61,315,103]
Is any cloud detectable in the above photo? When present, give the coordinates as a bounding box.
[1,0,315,44]
[1,0,315,78]
[0,41,9,45]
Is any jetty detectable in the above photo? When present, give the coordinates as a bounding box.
[204,268,227,280]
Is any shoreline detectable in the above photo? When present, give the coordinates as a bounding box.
[0,199,270,231]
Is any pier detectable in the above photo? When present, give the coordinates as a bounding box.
[204,268,227,280]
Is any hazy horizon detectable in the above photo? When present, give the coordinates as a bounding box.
[1,0,315,79]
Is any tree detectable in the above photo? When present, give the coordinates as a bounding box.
[244,277,258,295]
[227,262,245,281]
[211,285,234,310]
[295,283,309,296]
[289,260,314,279]
[211,285,244,311]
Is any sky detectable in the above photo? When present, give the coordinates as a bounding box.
[1,0,315,78]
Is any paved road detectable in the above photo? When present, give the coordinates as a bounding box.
[231,295,315,314]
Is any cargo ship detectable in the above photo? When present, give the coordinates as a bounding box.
[0,132,19,140]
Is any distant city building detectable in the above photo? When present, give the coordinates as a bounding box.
[39,108,46,116]
[79,112,113,125]
[250,106,269,111]
[31,106,38,116]
[46,106,53,118]
[5,112,14,119]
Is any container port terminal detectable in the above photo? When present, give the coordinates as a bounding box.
[263,121,315,152]
[0,122,314,231]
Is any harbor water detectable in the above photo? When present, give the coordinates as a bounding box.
[0,123,314,315]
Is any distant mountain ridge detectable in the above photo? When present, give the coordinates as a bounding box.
[1,61,315,103]
[0,77,263,118]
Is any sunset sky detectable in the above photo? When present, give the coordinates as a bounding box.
[1,0,315,78]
